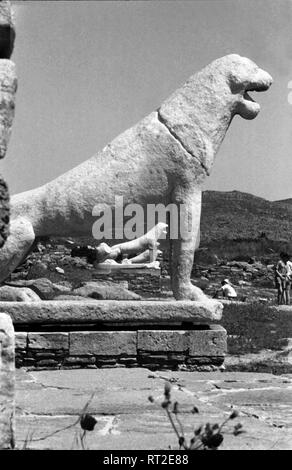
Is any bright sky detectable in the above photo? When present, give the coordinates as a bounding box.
[2,0,292,201]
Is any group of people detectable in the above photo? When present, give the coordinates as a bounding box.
[213,251,292,305]
[275,251,292,305]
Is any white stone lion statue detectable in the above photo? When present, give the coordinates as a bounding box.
[0,54,272,300]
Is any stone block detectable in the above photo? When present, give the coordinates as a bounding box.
[188,325,227,357]
[0,299,223,324]
[167,353,186,362]
[15,332,27,349]
[23,358,36,366]
[139,354,169,363]
[138,327,226,357]
[0,312,15,449]
[96,358,118,366]
[28,332,69,350]
[138,330,188,352]
[35,352,58,359]
[64,356,96,365]
[119,357,137,365]
[36,359,59,367]
[70,331,137,356]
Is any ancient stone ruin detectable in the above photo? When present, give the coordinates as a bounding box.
[0,0,16,450]
[0,51,273,374]
[0,0,16,249]
[0,0,276,449]
[0,53,272,301]
[0,312,15,449]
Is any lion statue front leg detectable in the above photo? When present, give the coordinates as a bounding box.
[169,186,207,301]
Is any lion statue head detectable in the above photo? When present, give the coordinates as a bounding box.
[159,54,273,173]
[220,54,273,120]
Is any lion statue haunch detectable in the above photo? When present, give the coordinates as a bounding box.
[0,54,272,300]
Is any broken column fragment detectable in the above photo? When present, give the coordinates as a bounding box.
[0,0,16,450]
[0,1,17,248]
[0,312,15,449]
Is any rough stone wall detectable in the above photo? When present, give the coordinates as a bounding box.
[14,326,226,371]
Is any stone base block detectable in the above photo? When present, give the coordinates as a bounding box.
[70,331,136,356]
[137,325,226,356]
[0,299,223,324]
[9,298,225,371]
[14,325,227,371]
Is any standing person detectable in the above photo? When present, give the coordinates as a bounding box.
[275,252,292,305]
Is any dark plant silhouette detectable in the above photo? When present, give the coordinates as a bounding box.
[21,381,246,450]
[22,392,97,450]
[148,381,245,450]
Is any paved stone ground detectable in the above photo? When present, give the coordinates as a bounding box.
[14,368,291,450]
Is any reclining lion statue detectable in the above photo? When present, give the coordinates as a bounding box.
[0,54,272,300]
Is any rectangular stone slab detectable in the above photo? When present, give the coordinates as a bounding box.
[138,325,227,356]
[0,300,222,325]
[70,331,137,356]
[28,333,69,350]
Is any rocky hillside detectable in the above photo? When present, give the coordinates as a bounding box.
[201,190,292,243]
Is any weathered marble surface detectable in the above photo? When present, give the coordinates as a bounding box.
[0,299,223,324]
[0,279,140,301]
[0,285,41,302]
[0,312,15,449]
[14,368,292,449]
[1,55,272,301]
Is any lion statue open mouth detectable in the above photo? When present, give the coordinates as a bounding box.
[0,54,273,302]
[226,55,273,120]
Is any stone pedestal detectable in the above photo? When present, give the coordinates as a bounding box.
[0,312,15,449]
[0,299,223,324]
[1,299,226,371]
